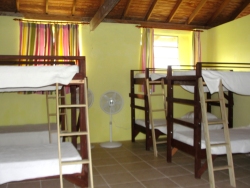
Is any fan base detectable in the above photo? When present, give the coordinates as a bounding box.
[100,141,122,148]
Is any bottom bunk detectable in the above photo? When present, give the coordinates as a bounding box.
[0,142,82,185]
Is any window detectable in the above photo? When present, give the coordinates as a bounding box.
[154,35,179,68]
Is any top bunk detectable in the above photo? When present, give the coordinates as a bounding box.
[0,55,86,92]
[130,62,250,95]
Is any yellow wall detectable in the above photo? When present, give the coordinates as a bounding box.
[201,15,250,127]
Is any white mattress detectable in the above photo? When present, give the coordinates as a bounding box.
[135,70,250,95]
[0,142,82,185]
[174,126,250,155]
[0,65,79,92]
[0,124,58,146]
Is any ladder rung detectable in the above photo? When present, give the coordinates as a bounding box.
[59,131,88,137]
[213,165,232,171]
[61,159,90,166]
[152,109,166,112]
[205,99,221,102]
[150,93,164,96]
[210,143,229,147]
[58,104,87,108]
[156,140,167,144]
[207,121,225,125]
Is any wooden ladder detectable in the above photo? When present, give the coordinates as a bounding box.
[198,77,236,188]
[46,89,67,143]
[55,78,93,188]
[146,78,167,157]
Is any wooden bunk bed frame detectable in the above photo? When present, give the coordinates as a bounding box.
[166,62,250,179]
[0,55,89,188]
[129,66,234,151]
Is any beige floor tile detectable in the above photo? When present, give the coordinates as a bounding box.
[102,172,138,185]
[170,174,208,187]
[114,155,142,164]
[237,176,250,186]
[158,166,191,177]
[122,161,153,171]
[141,177,180,188]
[41,178,75,188]
[0,184,7,188]
[109,182,145,188]
[95,164,127,174]
[93,175,109,187]
[130,168,165,181]
[8,181,40,188]
[216,180,249,188]
[92,157,118,166]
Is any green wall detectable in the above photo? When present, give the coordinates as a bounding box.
[201,15,250,127]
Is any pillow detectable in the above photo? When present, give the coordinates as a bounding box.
[180,111,223,130]
[181,111,218,120]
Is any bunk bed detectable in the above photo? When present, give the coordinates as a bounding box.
[0,55,90,187]
[166,62,250,179]
[129,67,233,151]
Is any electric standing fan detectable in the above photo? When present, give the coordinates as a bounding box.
[76,88,94,108]
[100,91,123,148]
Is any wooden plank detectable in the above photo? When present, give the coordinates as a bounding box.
[16,0,19,12]
[166,0,183,22]
[206,0,230,25]
[121,0,133,19]
[186,0,208,24]
[89,0,121,31]
[229,0,250,20]
[145,0,159,21]
[45,0,49,14]
[72,0,77,16]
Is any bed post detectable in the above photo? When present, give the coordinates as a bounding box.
[194,63,202,178]
[167,66,173,162]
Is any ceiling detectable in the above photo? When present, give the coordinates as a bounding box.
[1,0,250,31]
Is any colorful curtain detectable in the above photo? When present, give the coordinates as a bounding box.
[140,28,155,92]
[192,31,201,65]
[19,22,79,57]
[19,22,80,93]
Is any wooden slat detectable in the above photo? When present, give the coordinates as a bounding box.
[90,0,121,31]
[121,0,133,19]
[16,0,19,12]
[166,0,183,22]
[229,0,250,20]
[186,0,208,24]
[145,0,159,21]
[45,0,49,14]
[71,0,77,16]
[206,0,230,25]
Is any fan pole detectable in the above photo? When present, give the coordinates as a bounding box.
[100,104,122,148]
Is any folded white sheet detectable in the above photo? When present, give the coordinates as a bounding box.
[0,142,82,185]
[174,127,250,155]
[0,65,79,92]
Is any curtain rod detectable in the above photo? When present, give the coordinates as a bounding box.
[13,18,89,25]
[136,25,204,32]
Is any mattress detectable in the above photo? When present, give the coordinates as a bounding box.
[174,126,250,155]
[0,123,58,146]
[134,70,250,95]
[0,142,82,185]
[0,65,79,92]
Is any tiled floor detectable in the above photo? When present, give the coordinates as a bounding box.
[1,140,250,188]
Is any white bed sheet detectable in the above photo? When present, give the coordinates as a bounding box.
[0,65,79,92]
[174,126,250,155]
[135,70,250,95]
[0,142,82,185]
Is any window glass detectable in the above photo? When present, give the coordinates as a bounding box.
[154,35,179,68]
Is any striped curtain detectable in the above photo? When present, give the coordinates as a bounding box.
[19,22,79,57]
[19,22,80,93]
[192,31,201,65]
[140,28,155,92]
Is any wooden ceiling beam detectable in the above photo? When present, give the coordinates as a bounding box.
[45,0,49,14]
[90,0,121,31]
[229,0,250,20]
[121,0,133,19]
[186,0,208,24]
[166,0,183,22]
[16,0,19,12]
[103,18,209,30]
[72,0,77,16]
[206,0,230,25]
[145,0,159,21]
